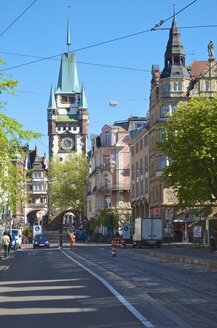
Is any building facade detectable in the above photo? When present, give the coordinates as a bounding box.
[130,125,149,220]
[87,124,131,232]
[130,15,217,226]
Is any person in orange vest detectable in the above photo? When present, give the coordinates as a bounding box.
[69,232,76,249]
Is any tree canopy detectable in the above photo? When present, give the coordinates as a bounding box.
[49,154,88,217]
[0,59,41,214]
[157,96,217,209]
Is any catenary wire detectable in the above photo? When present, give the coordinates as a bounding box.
[0,0,39,38]
[1,0,198,72]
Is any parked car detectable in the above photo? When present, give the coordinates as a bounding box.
[33,234,50,249]
[12,229,22,249]
[11,234,17,251]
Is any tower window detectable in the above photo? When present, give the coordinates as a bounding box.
[61,96,67,103]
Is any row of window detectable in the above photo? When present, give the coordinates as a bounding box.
[131,134,148,156]
[162,81,217,94]
[131,178,149,199]
[28,184,47,191]
[131,156,149,180]
[60,95,77,104]
[162,82,182,93]
[57,126,77,132]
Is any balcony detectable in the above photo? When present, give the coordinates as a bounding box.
[96,163,112,170]
[110,184,130,191]
[25,203,47,208]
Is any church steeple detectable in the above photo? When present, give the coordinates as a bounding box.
[161,15,190,79]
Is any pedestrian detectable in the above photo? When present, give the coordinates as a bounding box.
[69,232,75,249]
[5,231,12,253]
[2,232,10,258]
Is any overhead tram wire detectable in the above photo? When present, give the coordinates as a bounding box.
[2,0,198,72]
[0,0,39,38]
[0,51,149,72]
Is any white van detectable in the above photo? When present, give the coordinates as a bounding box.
[12,229,22,248]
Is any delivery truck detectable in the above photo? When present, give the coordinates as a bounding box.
[133,218,163,248]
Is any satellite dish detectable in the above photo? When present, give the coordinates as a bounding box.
[109,100,118,107]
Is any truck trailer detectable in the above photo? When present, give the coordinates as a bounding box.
[133,217,163,248]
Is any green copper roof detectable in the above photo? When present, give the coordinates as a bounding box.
[57,52,80,94]
[47,85,57,109]
[79,84,88,109]
[56,114,78,122]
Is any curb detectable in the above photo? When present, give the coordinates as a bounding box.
[142,250,217,269]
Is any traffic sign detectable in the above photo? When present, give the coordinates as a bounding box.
[33,225,42,237]
[154,208,160,217]
[165,207,173,220]
[122,226,130,239]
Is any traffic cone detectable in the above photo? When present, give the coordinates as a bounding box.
[112,247,117,257]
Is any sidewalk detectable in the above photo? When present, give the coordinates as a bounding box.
[140,243,217,269]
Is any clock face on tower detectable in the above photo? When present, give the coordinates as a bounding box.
[61,137,74,151]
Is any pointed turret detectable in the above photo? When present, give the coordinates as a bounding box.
[79,84,88,109]
[161,15,190,79]
[47,84,57,109]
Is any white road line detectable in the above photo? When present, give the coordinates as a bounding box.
[61,250,154,328]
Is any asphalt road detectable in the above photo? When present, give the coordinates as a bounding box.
[0,246,145,328]
[0,243,217,328]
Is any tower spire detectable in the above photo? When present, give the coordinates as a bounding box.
[161,15,190,79]
[67,16,71,52]
[173,3,176,17]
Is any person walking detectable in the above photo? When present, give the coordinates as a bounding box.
[2,232,10,258]
[5,231,12,253]
[69,232,76,249]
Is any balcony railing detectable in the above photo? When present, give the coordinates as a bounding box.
[25,203,47,208]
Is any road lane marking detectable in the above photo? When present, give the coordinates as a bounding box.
[61,250,154,328]
[0,307,97,315]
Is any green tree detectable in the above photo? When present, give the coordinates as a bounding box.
[95,208,120,236]
[157,96,217,209]
[49,154,88,217]
[0,59,41,214]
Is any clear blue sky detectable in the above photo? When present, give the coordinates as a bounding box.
[1,0,217,155]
